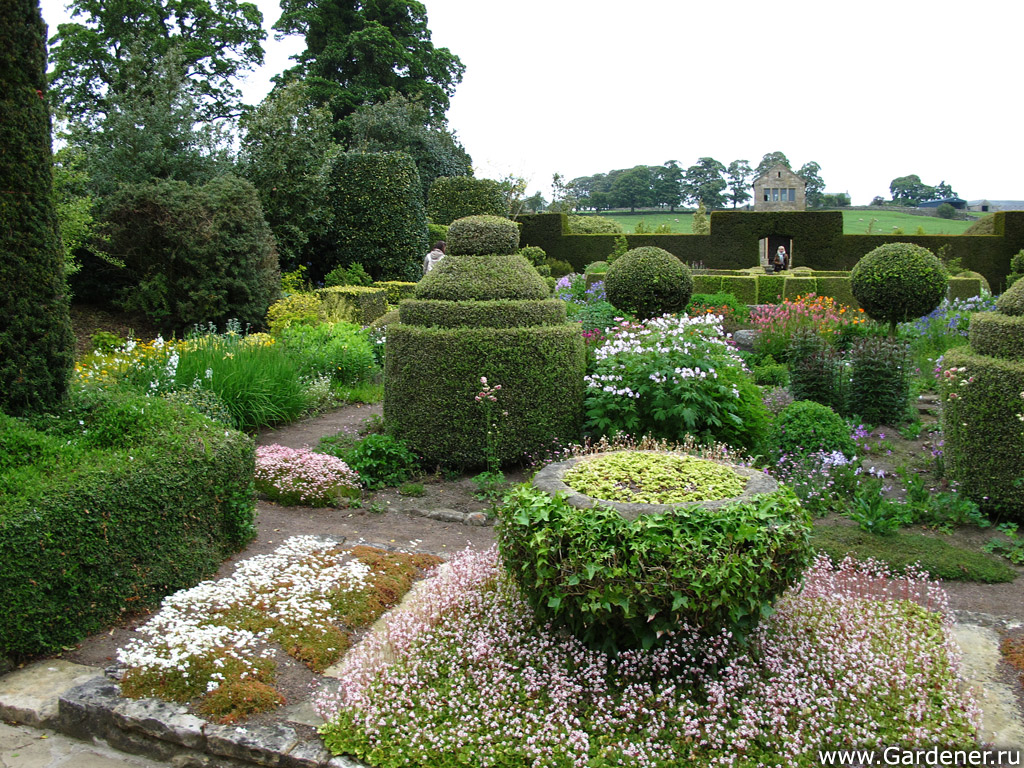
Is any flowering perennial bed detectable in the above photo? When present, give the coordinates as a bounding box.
[316,547,979,768]
[255,444,362,506]
[117,537,441,722]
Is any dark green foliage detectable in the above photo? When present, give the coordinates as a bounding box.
[100,176,280,333]
[517,245,547,267]
[428,222,449,244]
[0,393,255,657]
[325,262,373,287]
[851,243,947,331]
[814,275,860,309]
[757,275,786,304]
[399,299,567,329]
[446,215,519,256]
[321,152,428,282]
[498,484,812,651]
[936,202,956,220]
[787,331,844,412]
[947,276,986,302]
[687,292,749,320]
[415,254,548,301]
[846,338,910,426]
[384,324,585,467]
[373,281,419,305]
[427,177,508,225]
[317,433,420,491]
[0,0,75,415]
[605,247,693,319]
[692,274,723,296]
[316,286,387,325]
[811,526,1016,584]
[278,321,378,384]
[768,400,857,460]
[572,301,622,337]
[161,387,237,428]
[969,313,1024,361]
[720,276,757,305]
[751,358,789,387]
[783,276,817,300]
[942,346,1024,522]
[996,277,1024,316]
[1006,250,1024,288]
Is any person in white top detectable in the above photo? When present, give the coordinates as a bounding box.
[423,241,446,274]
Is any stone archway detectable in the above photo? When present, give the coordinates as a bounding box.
[759,234,793,270]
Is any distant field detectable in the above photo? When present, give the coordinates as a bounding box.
[584,210,982,235]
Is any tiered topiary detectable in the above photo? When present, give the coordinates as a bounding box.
[427,177,509,226]
[604,246,693,319]
[384,216,585,467]
[850,243,947,334]
[942,277,1024,522]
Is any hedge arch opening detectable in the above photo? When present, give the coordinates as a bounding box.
[759,234,794,270]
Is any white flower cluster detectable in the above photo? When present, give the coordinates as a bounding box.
[118,537,369,692]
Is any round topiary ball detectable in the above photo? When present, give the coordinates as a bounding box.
[446,215,519,256]
[850,243,948,331]
[604,246,693,319]
[768,400,858,460]
[584,260,608,274]
[995,276,1024,316]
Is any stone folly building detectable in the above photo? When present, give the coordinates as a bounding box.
[753,164,806,212]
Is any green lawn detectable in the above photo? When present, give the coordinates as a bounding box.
[585,210,983,236]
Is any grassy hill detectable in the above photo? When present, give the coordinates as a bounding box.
[583,210,984,236]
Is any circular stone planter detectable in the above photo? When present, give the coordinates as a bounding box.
[532,450,777,521]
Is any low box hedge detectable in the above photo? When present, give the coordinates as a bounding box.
[815,276,860,309]
[783,276,818,300]
[373,280,419,306]
[316,286,387,325]
[721,276,757,305]
[0,398,255,657]
[756,275,786,304]
[692,274,723,295]
[947,277,983,302]
[969,313,1024,361]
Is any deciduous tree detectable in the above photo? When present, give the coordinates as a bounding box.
[683,157,726,210]
[797,161,825,208]
[725,159,753,208]
[755,151,791,178]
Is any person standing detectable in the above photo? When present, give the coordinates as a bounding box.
[423,241,446,274]
[775,245,788,271]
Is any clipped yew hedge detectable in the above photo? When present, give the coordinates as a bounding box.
[399,299,568,329]
[427,177,509,226]
[0,396,256,657]
[968,314,1024,361]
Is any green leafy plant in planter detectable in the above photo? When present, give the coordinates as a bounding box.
[498,483,812,652]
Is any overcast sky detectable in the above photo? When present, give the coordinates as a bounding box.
[38,0,1022,205]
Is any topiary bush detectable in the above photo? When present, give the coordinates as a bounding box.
[768,400,857,461]
[427,177,508,226]
[320,152,428,282]
[415,254,548,302]
[604,246,693,320]
[445,215,520,256]
[498,483,812,651]
[266,292,325,336]
[1006,250,1024,288]
[995,276,1024,316]
[850,243,948,334]
[567,216,623,234]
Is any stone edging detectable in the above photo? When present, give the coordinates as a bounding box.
[532,451,778,522]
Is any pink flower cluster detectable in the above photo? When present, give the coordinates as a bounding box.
[475,376,501,403]
[317,548,979,766]
[254,444,361,507]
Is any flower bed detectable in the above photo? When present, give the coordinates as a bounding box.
[255,444,362,506]
[316,547,979,767]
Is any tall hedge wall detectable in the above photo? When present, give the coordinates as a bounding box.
[321,152,428,283]
[517,212,1024,290]
[0,0,75,415]
[0,401,256,656]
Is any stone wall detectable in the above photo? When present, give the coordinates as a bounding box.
[754,165,806,212]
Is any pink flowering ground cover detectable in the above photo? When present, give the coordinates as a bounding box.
[316,548,979,768]
[255,444,361,506]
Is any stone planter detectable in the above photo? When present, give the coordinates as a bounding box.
[532,450,777,522]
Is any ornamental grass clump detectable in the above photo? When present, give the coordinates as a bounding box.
[584,313,769,452]
[316,547,979,768]
[255,444,361,506]
[564,452,746,504]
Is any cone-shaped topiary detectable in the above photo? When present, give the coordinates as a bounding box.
[995,276,1024,316]
[385,215,585,467]
[446,215,520,256]
[604,246,693,320]
[850,243,947,334]
[0,0,75,415]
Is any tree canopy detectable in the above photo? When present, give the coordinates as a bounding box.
[683,157,727,210]
[273,0,464,129]
[797,161,825,208]
[755,151,791,178]
[725,159,753,208]
[48,0,266,126]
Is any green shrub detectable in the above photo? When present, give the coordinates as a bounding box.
[786,331,844,412]
[446,215,519,256]
[585,260,609,274]
[814,275,859,309]
[517,245,547,266]
[428,222,449,245]
[996,276,1024,316]
[846,337,910,426]
[756,274,786,304]
[947,277,983,302]
[399,299,567,329]
[415,254,549,302]
[782,276,817,301]
[316,286,387,325]
[1006,250,1024,288]
[317,433,420,491]
[0,393,255,657]
[851,243,948,332]
[0,0,75,416]
[573,300,623,339]
[373,280,418,305]
[752,358,789,387]
[692,274,723,295]
[498,483,812,651]
[161,385,237,428]
[321,152,428,282]
[936,202,956,220]
[968,313,1024,361]
[768,400,857,460]
[278,321,378,384]
[101,176,280,334]
[325,262,373,288]
[567,216,622,234]
[721,276,757,305]
[545,258,574,278]
[687,291,749,319]
[427,177,508,226]
[604,247,693,320]
[266,292,324,336]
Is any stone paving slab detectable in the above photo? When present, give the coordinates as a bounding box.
[0,721,170,768]
[953,623,1024,748]
[0,660,102,728]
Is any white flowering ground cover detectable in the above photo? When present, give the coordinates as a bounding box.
[117,536,441,722]
[315,547,980,768]
[255,444,362,506]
